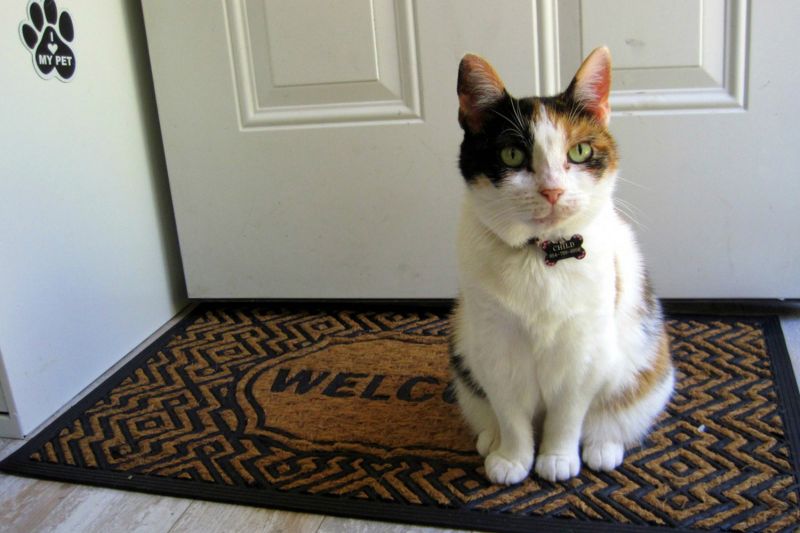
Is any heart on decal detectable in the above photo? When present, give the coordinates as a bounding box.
[47,43,58,54]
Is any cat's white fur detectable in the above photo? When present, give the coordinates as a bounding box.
[453,49,674,484]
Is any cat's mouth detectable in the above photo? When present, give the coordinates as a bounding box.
[531,203,579,226]
[532,210,568,226]
[532,215,557,226]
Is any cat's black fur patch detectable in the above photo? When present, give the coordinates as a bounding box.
[458,95,534,185]
[458,95,598,186]
[449,343,486,399]
[641,274,664,341]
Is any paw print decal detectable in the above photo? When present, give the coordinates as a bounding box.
[19,0,76,81]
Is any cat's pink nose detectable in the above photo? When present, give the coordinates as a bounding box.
[539,188,564,205]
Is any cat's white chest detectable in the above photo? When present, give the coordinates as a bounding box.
[510,248,616,395]
[499,236,612,322]
[458,208,618,391]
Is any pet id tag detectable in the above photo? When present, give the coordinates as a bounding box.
[540,234,586,266]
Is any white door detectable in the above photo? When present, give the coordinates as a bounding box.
[142,0,799,299]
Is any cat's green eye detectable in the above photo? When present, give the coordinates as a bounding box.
[500,146,525,167]
[567,142,593,164]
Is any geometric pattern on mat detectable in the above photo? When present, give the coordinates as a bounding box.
[2,304,799,532]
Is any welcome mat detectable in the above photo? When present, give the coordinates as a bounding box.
[2,304,799,532]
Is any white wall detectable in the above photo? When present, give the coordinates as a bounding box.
[0,0,186,436]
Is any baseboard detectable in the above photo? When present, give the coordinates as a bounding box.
[0,413,22,439]
[0,345,20,438]
[193,297,800,314]
[191,298,457,310]
[661,299,800,315]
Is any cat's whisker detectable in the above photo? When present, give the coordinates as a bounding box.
[485,206,529,224]
[489,109,522,134]
[568,100,589,125]
[614,205,649,231]
[491,108,531,147]
[615,198,649,219]
[563,100,580,125]
[566,104,579,125]
[511,98,521,125]
[510,99,531,146]
[500,128,527,143]
[615,176,651,190]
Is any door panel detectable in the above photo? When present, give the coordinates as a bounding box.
[142,0,539,298]
[229,0,421,127]
[557,0,745,112]
[142,0,799,298]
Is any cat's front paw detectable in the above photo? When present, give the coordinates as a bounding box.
[582,441,624,472]
[534,452,581,482]
[484,451,532,485]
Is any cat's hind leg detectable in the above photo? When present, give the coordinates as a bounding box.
[452,378,500,457]
[581,336,674,472]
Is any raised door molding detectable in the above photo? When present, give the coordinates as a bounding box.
[225,0,422,129]
[539,0,749,113]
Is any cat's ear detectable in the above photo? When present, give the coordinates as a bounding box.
[457,54,507,132]
[564,46,612,126]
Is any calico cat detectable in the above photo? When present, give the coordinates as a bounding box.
[451,47,674,484]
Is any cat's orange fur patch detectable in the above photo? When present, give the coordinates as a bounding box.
[470,176,494,190]
[606,330,672,411]
[548,108,618,176]
[530,101,543,122]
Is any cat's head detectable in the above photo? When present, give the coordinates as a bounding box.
[457,47,618,247]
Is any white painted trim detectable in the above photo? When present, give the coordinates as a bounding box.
[225,0,422,129]
[611,86,744,115]
[0,346,21,438]
[0,381,6,413]
[533,0,561,96]
[724,0,750,109]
